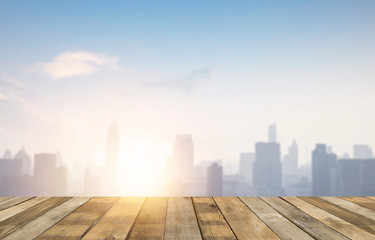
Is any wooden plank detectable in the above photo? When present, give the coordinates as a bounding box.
[301,197,375,235]
[127,197,168,240]
[3,197,90,240]
[82,197,144,240]
[240,197,313,240]
[0,197,50,222]
[284,197,375,240]
[342,197,375,211]
[0,197,71,238]
[215,197,279,239]
[0,197,34,211]
[261,197,349,240]
[164,197,202,240]
[35,197,118,240]
[192,197,236,240]
[0,197,13,204]
[322,197,375,221]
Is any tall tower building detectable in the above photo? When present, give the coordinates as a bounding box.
[312,144,337,196]
[353,145,373,159]
[14,147,32,176]
[207,163,223,196]
[172,134,194,181]
[253,142,282,195]
[3,149,12,159]
[268,123,276,143]
[34,153,67,195]
[283,140,298,176]
[238,152,254,185]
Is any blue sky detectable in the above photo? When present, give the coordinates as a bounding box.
[1,1,375,171]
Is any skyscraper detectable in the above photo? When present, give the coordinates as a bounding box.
[353,145,373,159]
[3,149,12,159]
[253,142,282,195]
[34,153,67,195]
[268,123,277,143]
[238,152,254,185]
[312,144,337,196]
[282,140,298,176]
[171,134,194,181]
[207,163,223,196]
[14,147,32,176]
[336,159,362,196]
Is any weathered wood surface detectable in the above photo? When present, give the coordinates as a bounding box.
[241,197,313,240]
[284,197,375,240]
[0,196,374,239]
[127,197,168,240]
[164,197,202,240]
[193,197,236,239]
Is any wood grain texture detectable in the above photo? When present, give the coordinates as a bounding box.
[0,197,13,204]
[0,197,71,239]
[261,197,349,240]
[127,197,168,240]
[284,197,375,240]
[3,197,90,240]
[192,197,236,240]
[0,197,49,222]
[215,197,279,240]
[35,197,118,240]
[342,197,375,211]
[164,197,202,240]
[240,197,313,240]
[322,197,375,221]
[82,197,144,240]
[0,197,34,211]
[301,197,375,235]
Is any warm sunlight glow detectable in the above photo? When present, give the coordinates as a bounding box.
[117,131,169,195]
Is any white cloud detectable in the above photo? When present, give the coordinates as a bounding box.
[36,51,120,79]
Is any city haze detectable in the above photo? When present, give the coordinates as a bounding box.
[1,1,375,195]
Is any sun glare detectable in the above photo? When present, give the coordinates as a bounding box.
[117,132,169,195]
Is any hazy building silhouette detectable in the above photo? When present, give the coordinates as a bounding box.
[360,159,375,195]
[336,158,375,196]
[170,134,194,181]
[312,144,337,196]
[326,146,333,154]
[336,159,362,196]
[3,149,12,159]
[353,145,373,159]
[0,157,23,195]
[34,153,67,195]
[84,168,102,196]
[268,123,277,143]
[14,147,32,176]
[253,142,282,195]
[238,152,254,185]
[207,163,222,196]
[283,140,298,176]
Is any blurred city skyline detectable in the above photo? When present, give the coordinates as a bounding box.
[1,122,374,196]
[1,1,375,196]
[1,1,375,172]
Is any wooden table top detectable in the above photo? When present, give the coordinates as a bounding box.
[0,196,375,239]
